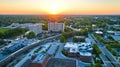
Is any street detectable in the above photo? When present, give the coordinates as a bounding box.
[90,33,120,67]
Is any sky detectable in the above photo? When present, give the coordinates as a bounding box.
[0,0,120,15]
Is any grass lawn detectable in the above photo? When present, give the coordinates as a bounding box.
[0,28,9,33]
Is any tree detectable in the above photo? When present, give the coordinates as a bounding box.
[95,63,102,67]
[60,35,67,43]
[64,26,72,32]
[42,23,48,30]
[26,32,35,39]
[92,44,101,56]
[90,63,95,67]
[0,28,28,38]
[0,39,6,45]
[73,37,85,42]
[111,49,117,56]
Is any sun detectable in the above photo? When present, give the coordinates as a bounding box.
[49,5,59,15]
[51,10,57,14]
[42,0,65,15]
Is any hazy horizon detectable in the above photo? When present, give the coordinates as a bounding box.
[0,0,120,15]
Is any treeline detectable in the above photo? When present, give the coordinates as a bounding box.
[73,37,85,42]
[106,41,120,48]
[92,44,101,56]
[0,15,67,27]
[0,15,48,26]
[93,33,104,42]
[64,26,72,32]
[62,29,88,38]
[72,17,94,28]
[105,41,120,56]
[0,28,28,38]
[60,29,88,42]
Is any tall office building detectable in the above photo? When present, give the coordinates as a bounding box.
[28,23,42,35]
[48,22,64,32]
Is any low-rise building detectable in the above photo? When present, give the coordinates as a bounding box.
[47,45,59,56]
[63,38,93,62]
[74,36,85,39]
[95,31,103,35]
[45,58,76,67]
[32,53,50,67]
[114,31,120,36]
[64,42,92,53]
[107,31,120,36]
[107,31,114,35]
[111,35,120,43]
[3,38,28,53]
[64,43,78,53]
[5,23,42,35]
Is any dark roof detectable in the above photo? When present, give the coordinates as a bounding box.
[45,58,76,67]
[21,59,32,67]
[33,53,48,64]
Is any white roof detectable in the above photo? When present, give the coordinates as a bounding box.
[70,48,78,53]
[107,31,114,33]
[78,43,90,46]
[74,36,85,38]
[64,42,78,53]
[64,42,78,49]
[64,42,92,53]
[79,52,92,56]
[95,31,103,34]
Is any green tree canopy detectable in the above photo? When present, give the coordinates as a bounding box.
[26,32,35,39]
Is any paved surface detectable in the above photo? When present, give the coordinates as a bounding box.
[89,33,113,67]
[0,34,61,67]
[100,53,113,67]
[100,46,120,67]
[90,33,120,67]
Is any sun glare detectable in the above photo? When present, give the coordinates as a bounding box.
[51,10,57,14]
[50,5,58,14]
[42,0,65,15]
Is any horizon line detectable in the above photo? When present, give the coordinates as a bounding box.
[0,14,120,16]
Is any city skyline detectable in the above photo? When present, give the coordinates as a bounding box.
[0,0,120,15]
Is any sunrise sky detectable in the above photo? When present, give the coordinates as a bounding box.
[0,0,120,15]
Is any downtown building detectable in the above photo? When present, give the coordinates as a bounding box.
[48,22,64,32]
[28,23,42,35]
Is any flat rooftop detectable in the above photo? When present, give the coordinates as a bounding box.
[111,35,120,41]
[45,58,76,67]
[79,51,92,56]
[33,53,48,64]
[47,45,58,55]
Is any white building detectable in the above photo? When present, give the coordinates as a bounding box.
[95,31,103,35]
[6,23,42,35]
[64,42,92,52]
[28,23,42,35]
[64,42,78,53]
[48,22,64,32]
[107,31,120,36]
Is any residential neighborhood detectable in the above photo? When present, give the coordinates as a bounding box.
[0,15,120,67]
